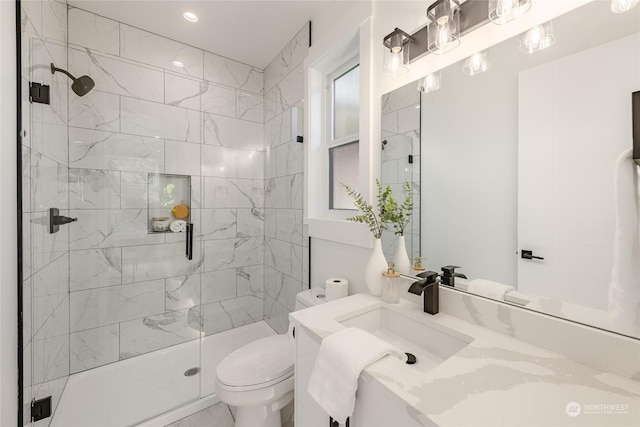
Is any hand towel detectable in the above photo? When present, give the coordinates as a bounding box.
[307,327,406,424]
[608,148,640,335]
[467,279,514,301]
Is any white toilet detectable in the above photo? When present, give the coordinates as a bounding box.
[215,289,326,427]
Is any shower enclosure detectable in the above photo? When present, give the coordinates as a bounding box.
[19,1,309,425]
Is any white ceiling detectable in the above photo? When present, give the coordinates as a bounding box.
[68,0,343,69]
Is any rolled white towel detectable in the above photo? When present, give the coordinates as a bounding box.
[608,148,640,335]
[467,279,514,301]
[307,328,406,424]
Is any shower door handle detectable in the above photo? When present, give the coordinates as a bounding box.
[185,223,194,260]
[521,250,544,260]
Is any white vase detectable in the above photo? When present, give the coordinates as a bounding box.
[365,238,388,296]
[394,235,411,275]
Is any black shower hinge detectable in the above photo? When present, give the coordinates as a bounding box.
[31,396,51,422]
[408,154,414,164]
[297,136,304,143]
[29,82,50,104]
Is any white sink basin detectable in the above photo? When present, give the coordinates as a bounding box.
[337,304,473,373]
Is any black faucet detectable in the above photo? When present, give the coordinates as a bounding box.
[408,271,440,315]
[440,265,467,287]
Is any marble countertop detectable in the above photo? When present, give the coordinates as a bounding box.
[290,293,640,426]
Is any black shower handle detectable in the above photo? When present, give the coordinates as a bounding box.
[185,223,194,260]
[49,207,77,234]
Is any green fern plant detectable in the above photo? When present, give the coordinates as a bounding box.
[386,182,413,236]
[342,180,393,239]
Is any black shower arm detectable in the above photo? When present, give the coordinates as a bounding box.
[50,63,77,81]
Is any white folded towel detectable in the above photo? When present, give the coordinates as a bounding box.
[467,279,514,301]
[307,327,406,424]
[608,148,640,335]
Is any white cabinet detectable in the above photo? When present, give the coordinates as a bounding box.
[295,325,330,427]
[294,324,423,427]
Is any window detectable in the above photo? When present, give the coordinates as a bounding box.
[329,142,359,209]
[328,61,359,210]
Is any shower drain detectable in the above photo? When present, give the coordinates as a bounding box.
[184,367,201,377]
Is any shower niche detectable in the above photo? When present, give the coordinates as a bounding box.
[148,173,191,234]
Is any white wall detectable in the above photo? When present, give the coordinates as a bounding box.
[421,51,518,285]
[0,0,18,424]
[518,33,640,309]
[310,238,371,294]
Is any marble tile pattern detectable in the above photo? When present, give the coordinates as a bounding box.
[22,2,70,425]
[61,7,276,374]
[262,23,310,334]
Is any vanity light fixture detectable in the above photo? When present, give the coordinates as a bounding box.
[172,60,184,68]
[383,28,412,76]
[520,21,556,54]
[488,0,532,25]
[611,0,639,13]
[183,11,198,22]
[382,0,530,77]
[417,71,442,93]
[427,0,461,55]
[462,51,491,76]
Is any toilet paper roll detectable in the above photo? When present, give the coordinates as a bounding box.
[325,278,349,302]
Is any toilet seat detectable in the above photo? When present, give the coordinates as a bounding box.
[216,335,294,390]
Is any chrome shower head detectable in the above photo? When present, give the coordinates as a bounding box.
[50,63,95,96]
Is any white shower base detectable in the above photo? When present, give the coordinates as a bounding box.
[51,321,277,427]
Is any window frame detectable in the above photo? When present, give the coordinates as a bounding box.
[325,56,360,211]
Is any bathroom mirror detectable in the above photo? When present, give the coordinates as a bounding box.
[382,1,640,339]
[380,86,421,265]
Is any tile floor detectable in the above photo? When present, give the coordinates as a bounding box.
[165,403,235,427]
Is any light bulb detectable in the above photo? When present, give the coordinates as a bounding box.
[611,0,639,13]
[388,52,402,77]
[462,51,491,76]
[496,0,518,18]
[520,21,555,54]
[523,25,544,51]
[435,22,453,50]
[489,0,531,25]
[418,72,442,93]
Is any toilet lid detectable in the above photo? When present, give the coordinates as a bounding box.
[216,335,294,387]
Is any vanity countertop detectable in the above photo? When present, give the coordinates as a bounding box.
[290,293,640,426]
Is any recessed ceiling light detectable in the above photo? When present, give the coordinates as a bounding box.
[173,61,184,68]
[183,11,198,22]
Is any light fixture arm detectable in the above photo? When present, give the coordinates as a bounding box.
[383,28,413,51]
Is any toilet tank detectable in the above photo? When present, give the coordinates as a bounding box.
[295,288,327,311]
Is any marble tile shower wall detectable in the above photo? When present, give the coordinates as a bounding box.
[21,1,70,425]
[381,86,421,262]
[66,7,266,375]
[262,24,310,334]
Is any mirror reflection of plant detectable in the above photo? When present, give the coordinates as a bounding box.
[385,182,413,236]
[343,180,393,239]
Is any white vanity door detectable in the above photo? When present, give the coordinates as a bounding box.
[517,34,640,310]
[294,325,330,427]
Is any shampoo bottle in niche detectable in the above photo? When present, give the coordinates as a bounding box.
[382,262,401,304]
